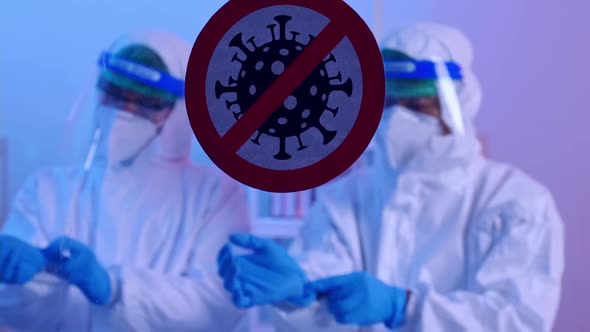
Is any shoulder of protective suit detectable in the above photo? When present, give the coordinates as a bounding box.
[8,166,83,207]
[315,172,361,202]
[477,159,559,219]
[20,166,82,190]
[182,162,243,192]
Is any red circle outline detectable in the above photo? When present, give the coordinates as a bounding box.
[185,0,384,193]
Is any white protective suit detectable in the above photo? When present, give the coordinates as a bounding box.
[0,31,249,332]
[270,23,564,332]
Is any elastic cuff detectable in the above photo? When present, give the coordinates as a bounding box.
[396,285,424,330]
[385,288,410,329]
[273,301,300,313]
[286,281,317,308]
[405,287,420,322]
[105,266,122,306]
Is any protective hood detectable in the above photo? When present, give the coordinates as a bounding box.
[380,22,483,128]
[365,23,483,173]
[105,31,192,162]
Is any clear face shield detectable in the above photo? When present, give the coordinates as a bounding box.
[62,51,186,172]
[358,57,466,171]
[383,57,466,135]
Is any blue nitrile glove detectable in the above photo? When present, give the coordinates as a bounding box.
[312,272,408,329]
[43,237,111,305]
[217,244,251,308]
[217,233,316,309]
[0,235,47,284]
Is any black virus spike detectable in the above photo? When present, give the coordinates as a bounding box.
[231,53,245,64]
[326,106,339,116]
[296,134,307,150]
[226,99,242,120]
[225,99,240,110]
[322,53,336,65]
[228,75,239,86]
[215,81,238,99]
[266,24,277,41]
[331,77,353,97]
[274,15,292,40]
[290,31,300,41]
[274,136,291,160]
[229,33,251,55]
[246,36,257,49]
[329,72,342,83]
[315,124,337,145]
[251,131,262,145]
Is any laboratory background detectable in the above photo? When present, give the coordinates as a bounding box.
[0,0,587,331]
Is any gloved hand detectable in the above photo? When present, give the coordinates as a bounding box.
[217,233,315,308]
[43,237,111,306]
[312,272,408,328]
[0,235,47,284]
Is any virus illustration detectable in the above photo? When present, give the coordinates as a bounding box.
[215,14,353,160]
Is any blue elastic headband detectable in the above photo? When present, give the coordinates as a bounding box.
[98,52,185,97]
[384,59,463,80]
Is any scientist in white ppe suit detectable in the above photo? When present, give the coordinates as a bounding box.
[217,23,564,331]
[0,31,249,331]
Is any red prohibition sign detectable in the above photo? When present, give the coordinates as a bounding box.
[185,0,384,193]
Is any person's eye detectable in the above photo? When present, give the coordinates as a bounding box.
[408,104,421,111]
[143,99,172,111]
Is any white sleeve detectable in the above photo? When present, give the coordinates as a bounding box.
[92,176,251,332]
[404,199,564,332]
[290,194,360,280]
[0,172,78,331]
[269,179,362,332]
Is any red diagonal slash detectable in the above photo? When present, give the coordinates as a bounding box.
[219,19,349,153]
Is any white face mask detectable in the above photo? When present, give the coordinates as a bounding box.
[381,105,443,169]
[93,105,159,166]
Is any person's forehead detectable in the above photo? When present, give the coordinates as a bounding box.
[103,81,169,102]
[116,86,150,99]
[397,97,439,104]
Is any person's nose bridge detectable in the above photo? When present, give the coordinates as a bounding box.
[99,94,135,111]
[122,101,140,113]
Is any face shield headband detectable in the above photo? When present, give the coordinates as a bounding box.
[98,51,185,98]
